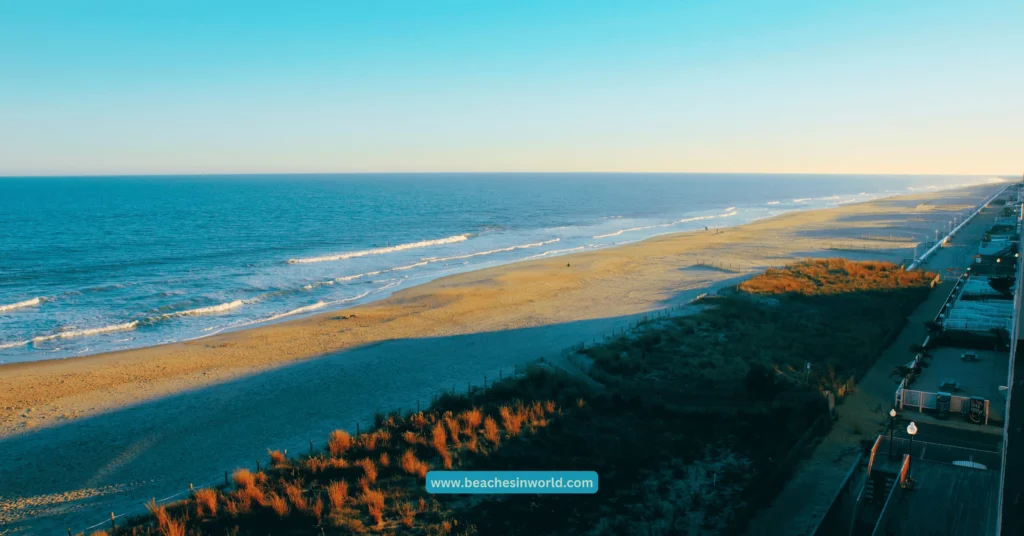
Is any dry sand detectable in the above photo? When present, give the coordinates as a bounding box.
[0,182,1004,534]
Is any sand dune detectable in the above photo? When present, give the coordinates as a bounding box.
[0,183,1003,533]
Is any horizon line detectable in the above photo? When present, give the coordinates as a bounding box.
[0,171,1018,179]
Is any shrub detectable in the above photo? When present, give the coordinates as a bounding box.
[499,405,523,436]
[145,499,170,528]
[483,417,500,444]
[459,407,484,430]
[357,457,378,483]
[284,482,307,511]
[327,480,349,510]
[361,489,386,527]
[266,492,289,517]
[399,501,417,528]
[401,449,429,478]
[194,488,218,516]
[268,449,287,467]
[431,423,448,457]
[329,430,353,457]
[232,468,256,489]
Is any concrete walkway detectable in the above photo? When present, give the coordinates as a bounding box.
[745,200,1004,536]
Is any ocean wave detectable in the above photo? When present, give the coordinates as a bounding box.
[793,198,811,203]
[594,225,659,239]
[423,239,560,262]
[160,300,249,319]
[766,201,780,205]
[0,340,30,350]
[262,301,330,323]
[334,261,428,283]
[287,234,471,264]
[523,246,586,260]
[32,321,139,343]
[0,297,43,313]
[593,211,733,240]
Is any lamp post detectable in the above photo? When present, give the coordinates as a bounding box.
[889,409,897,461]
[907,421,918,477]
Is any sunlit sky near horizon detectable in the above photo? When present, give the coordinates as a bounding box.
[1,1,1021,176]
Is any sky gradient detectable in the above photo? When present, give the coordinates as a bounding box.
[1,1,1021,176]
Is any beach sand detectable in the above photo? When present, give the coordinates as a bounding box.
[0,183,1004,533]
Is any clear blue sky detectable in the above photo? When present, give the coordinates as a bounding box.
[1,1,1021,175]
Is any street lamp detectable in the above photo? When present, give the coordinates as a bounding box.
[889,409,897,461]
[907,421,918,477]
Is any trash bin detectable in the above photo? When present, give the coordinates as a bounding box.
[936,392,951,420]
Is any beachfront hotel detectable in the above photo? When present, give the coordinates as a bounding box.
[809,183,1024,535]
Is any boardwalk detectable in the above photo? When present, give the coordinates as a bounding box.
[745,198,1005,536]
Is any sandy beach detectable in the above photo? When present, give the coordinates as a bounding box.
[0,182,1005,533]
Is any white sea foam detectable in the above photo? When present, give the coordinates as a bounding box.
[593,210,734,240]
[263,301,330,322]
[523,246,586,260]
[423,239,560,262]
[0,297,43,313]
[287,234,471,264]
[0,340,30,350]
[333,261,427,284]
[162,300,248,318]
[32,321,139,343]
[766,201,780,205]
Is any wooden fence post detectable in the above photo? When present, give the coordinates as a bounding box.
[225,470,229,486]
[110,512,116,532]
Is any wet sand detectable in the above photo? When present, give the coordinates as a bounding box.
[0,182,1004,533]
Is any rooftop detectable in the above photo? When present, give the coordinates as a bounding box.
[873,459,1000,536]
[909,347,1009,422]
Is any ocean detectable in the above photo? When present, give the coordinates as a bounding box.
[0,173,1002,363]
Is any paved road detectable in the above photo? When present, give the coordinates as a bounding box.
[745,191,1005,536]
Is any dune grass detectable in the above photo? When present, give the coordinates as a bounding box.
[100,259,934,536]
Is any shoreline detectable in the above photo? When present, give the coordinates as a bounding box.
[0,179,1003,366]
[0,183,1007,438]
[0,182,1005,532]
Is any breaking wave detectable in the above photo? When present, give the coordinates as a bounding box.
[0,297,43,313]
[160,300,249,318]
[523,246,586,260]
[423,239,560,263]
[287,234,471,264]
[33,321,139,343]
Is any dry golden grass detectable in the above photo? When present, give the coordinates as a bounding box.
[499,405,523,436]
[357,457,378,483]
[431,422,448,457]
[328,429,353,457]
[483,416,500,444]
[254,471,268,486]
[465,434,479,453]
[284,482,308,511]
[194,488,218,517]
[234,483,264,507]
[738,259,935,296]
[268,449,287,467]
[576,397,586,408]
[266,491,289,517]
[444,415,462,446]
[327,480,349,510]
[459,407,484,430]
[361,488,386,528]
[399,501,417,528]
[441,451,454,470]
[409,412,430,430]
[307,455,330,474]
[164,518,186,536]
[379,452,390,467]
[403,430,423,446]
[401,449,430,478]
[145,499,170,528]
[232,468,256,489]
